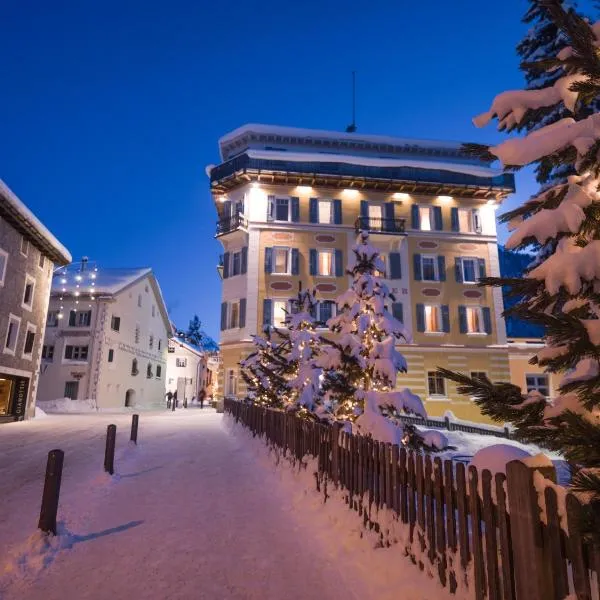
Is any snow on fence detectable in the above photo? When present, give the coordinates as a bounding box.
[225,399,600,600]
[395,413,512,439]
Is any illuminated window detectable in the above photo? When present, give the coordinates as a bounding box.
[273,247,290,274]
[273,300,288,327]
[458,208,482,233]
[419,207,432,231]
[318,200,332,224]
[318,250,334,276]
[424,305,442,333]
[465,306,484,333]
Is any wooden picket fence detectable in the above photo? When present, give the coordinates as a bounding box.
[225,399,600,600]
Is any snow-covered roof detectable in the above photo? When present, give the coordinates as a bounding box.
[52,267,153,295]
[245,148,503,179]
[170,336,205,358]
[0,179,71,265]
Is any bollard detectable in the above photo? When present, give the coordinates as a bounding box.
[183,398,187,409]
[130,414,139,444]
[104,424,117,475]
[38,449,64,535]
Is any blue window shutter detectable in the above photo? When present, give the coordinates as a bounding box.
[335,249,344,277]
[389,252,402,279]
[222,252,230,279]
[267,195,275,221]
[262,299,272,328]
[291,197,300,222]
[458,305,467,334]
[222,200,232,218]
[309,249,317,276]
[442,305,450,333]
[413,253,422,281]
[411,204,420,229]
[433,206,443,231]
[239,298,246,328]
[478,258,486,279]
[241,247,248,274]
[360,200,368,217]
[416,304,425,332]
[437,256,446,281]
[264,247,273,273]
[291,248,300,275]
[333,199,342,225]
[483,307,492,334]
[309,198,318,223]
[69,310,76,326]
[455,258,463,283]
[384,202,395,231]
[451,207,459,232]
[220,302,228,331]
[392,302,404,323]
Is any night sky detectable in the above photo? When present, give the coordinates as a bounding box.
[1,0,596,341]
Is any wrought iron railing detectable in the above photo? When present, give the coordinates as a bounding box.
[354,216,406,234]
[215,213,247,236]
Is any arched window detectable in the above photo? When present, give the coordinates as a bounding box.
[131,358,138,376]
[147,363,153,379]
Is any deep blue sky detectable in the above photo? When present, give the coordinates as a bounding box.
[1,1,595,341]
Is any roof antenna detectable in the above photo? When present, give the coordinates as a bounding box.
[345,71,357,133]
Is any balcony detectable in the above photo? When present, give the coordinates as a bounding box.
[355,217,406,235]
[215,213,247,237]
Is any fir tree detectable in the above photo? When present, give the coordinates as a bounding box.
[186,315,204,347]
[442,0,600,507]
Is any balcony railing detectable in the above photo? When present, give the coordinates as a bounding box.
[355,217,406,234]
[215,213,247,237]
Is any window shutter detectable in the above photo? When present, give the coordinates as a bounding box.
[222,200,232,218]
[267,195,275,221]
[264,247,273,274]
[241,246,248,274]
[309,198,318,223]
[478,258,486,280]
[451,207,459,232]
[392,302,404,323]
[389,252,402,279]
[333,199,342,225]
[220,302,228,331]
[483,307,492,334]
[441,305,450,333]
[433,206,443,231]
[291,248,300,275]
[262,299,273,328]
[411,204,420,229]
[222,252,230,279]
[69,310,76,326]
[455,258,463,283]
[309,249,317,276]
[335,249,344,277]
[416,304,425,332]
[437,256,446,282]
[360,200,368,217]
[384,202,395,231]
[413,253,422,281]
[458,305,467,334]
[291,197,300,222]
[239,298,246,328]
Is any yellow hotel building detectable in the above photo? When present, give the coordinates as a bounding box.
[210,124,516,423]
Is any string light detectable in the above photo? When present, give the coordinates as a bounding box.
[54,258,101,319]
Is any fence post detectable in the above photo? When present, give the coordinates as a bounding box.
[506,460,548,600]
[104,424,117,475]
[504,426,510,439]
[38,449,64,535]
[130,414,139,444]
[331,422,342,485]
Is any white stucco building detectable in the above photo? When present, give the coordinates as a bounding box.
[38,264,171,409]
[166,336,206,404]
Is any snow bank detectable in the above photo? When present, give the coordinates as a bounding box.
[470,444,532,475]
[37,399,162,414]
[420,429,449,451]
[33,406,48,419]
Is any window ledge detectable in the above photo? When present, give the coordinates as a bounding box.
[466,332,488,336]
[63,360,89,365]
[424,331,446,336]
[426,396,450,402]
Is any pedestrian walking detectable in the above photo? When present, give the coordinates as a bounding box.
[166,390,173,409]
[199,390,206,409]
[173,390,178,408]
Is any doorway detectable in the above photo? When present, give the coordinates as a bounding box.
[125,389,136,407]
[0,378,13,415]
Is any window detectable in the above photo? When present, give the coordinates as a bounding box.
[111,315,121,331]
[316,301,336,326]
[4,314,21,355]
[273,300,288,328]
[275,197,290,221]
[42,345,55,361]
[318,199,332,224]
[23,324,36,358]
[135,325,140,344]
[47,311,60,327]
[375,254,387,278]
[69,310,91,327]
[465,306,484,334]
[156,365,162,378]
[226,369,237,396]
[427,371,446,397]
[131,358,139,375]
[273,247,290,275]
[39,253,45,269]
[424,305,442,333]
[421,255,438,281]
[0,248,8,286]
[152,305,156,317]
[108,349,114,363]
[318,249,334,276]
[461,258,477,283]
[471,371,487,383]
[158,339,162,351]
[147,363,153,378]
[457,208,482,233]
[232,251,241,276]
[168,344,175,353]
[138,294,142,307]
[65,345,89,361]
[230,302,239,328]
[64,381,79,400]
[20,236,29,256]
[419,207,432,231]
[176,357,187,368]
[149,334,154,350]
[22,274,35,310]
[526,374,549,397]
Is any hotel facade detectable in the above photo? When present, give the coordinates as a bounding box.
[210,124,516,423]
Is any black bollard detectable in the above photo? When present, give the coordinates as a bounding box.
[38,449,64,535]
[130,414,139,444]
[104,424,117,475]
[183,398,187,409]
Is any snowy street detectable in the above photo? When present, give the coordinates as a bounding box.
[0,410,448,600]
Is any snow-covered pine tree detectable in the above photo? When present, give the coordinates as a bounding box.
[441,0,600,505]
[186,315,204,347]
[317,231,428,445]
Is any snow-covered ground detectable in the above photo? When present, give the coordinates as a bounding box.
[0,409,454,600]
